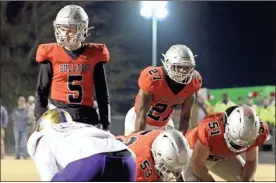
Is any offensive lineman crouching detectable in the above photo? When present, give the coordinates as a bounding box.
[184,105,269,181]
[27,109,136,181]
[116,129,192,181]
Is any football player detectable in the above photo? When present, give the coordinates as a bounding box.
[34,5,111,131]
[27,109,136,181]
[184,105,269,181]
[116,129,192,181]
[124,44,202,135]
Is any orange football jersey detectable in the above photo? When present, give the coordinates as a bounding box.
[135,66,202,127]
[185,113,269,159]
[36,43,109,107]
[116,130,162,182]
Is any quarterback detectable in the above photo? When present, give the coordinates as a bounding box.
[27,109,136,181]
[34,5,111,130]
[184,105,269,181]
[125,44,202,135]
[117,129,192,181]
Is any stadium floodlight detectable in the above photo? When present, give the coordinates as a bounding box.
[140,1,168,66]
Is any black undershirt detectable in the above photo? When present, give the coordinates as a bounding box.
[162,67,186,95]
[63,43,87,60]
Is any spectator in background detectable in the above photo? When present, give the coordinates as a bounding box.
[26,96,36,136]
[258,97,274,140]
[214,93,236,112]
[269,94,275,106]
[12,96,29,159]
[237,96,243,106]
[246,96,258,111]
[1,100,9,159]
[258,97,273,123]
[190,90,214,129]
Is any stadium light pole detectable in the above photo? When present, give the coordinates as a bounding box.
[140,1,168,67]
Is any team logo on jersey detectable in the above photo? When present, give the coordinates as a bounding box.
[59,64,91,73]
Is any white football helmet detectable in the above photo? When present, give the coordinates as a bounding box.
[161,44,196,84]
[151,129,192,181]
[53,5,93,48]
[224,105,260,153]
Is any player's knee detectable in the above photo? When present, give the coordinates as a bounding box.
[124,109,136,135]
[124,119,135,134]
[124,127,134,136]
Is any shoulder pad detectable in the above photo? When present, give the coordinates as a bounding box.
[36,43,57,63]
[203,112,224,121]
[138,66,163,93]
[27,131,44,159]
[191,70,203,89]
[255,121,269,145]
[87,43,110,63]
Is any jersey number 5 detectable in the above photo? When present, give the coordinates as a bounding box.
[67,75,83,104]
[208,121,221,136]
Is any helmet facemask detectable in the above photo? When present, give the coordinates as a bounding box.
[162,54,195,84]
[152,151,184,181]
[224,127,251,153]
[53,22,91,49]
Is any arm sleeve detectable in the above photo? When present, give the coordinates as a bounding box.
[95,44,110,63]
[33,138,59,181]
[94,62,110,128]
[34,61,53,121]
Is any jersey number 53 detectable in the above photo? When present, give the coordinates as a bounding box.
[140,159,153,179]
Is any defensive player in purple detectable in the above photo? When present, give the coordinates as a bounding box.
[27,109,136,181]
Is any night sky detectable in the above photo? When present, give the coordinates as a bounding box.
[4,1,275,90]
[101,1,275,89]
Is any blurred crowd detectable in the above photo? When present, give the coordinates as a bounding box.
[183,91,275,127]
[1,96,35,159]
[171,89,275,146]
